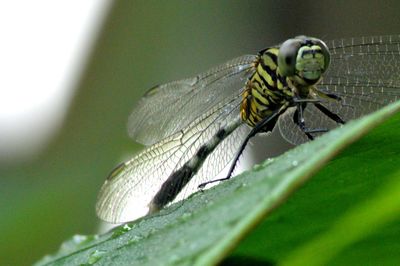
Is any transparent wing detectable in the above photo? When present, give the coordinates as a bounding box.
[96,96,250,223]
[128,55,257,145]
[279,35,400,145]
[174,123,250,203]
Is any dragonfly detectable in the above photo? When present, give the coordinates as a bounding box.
[96,35,400,223]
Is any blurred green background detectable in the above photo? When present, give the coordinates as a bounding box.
[1,1,400,265]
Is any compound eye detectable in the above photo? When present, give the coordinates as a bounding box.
[278,38,302,76]
[314,39,331,73]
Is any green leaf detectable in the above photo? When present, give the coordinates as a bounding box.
[231,102,400,265]
[35,101,400,266]
[281,168,400,266]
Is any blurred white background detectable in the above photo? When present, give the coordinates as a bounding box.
[0,1,111,162]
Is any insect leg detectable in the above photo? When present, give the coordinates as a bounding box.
[311,89,346,124]
[293,101,330,140]
[293,103,315,140]
[313,103,346,124]
[313,89,343,102]
[198,104,289,189]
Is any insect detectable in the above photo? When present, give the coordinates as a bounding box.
[96,35,400,223]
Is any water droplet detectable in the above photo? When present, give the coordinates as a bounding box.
[74,235,88,243]
[123,223,133,231]
[111,223,135,238]
[60,234,97,252]
[265,158,274,165]
[87,250,106,264]
[292,160,298,166]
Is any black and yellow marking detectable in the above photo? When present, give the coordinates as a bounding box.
[240,47,291,128]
